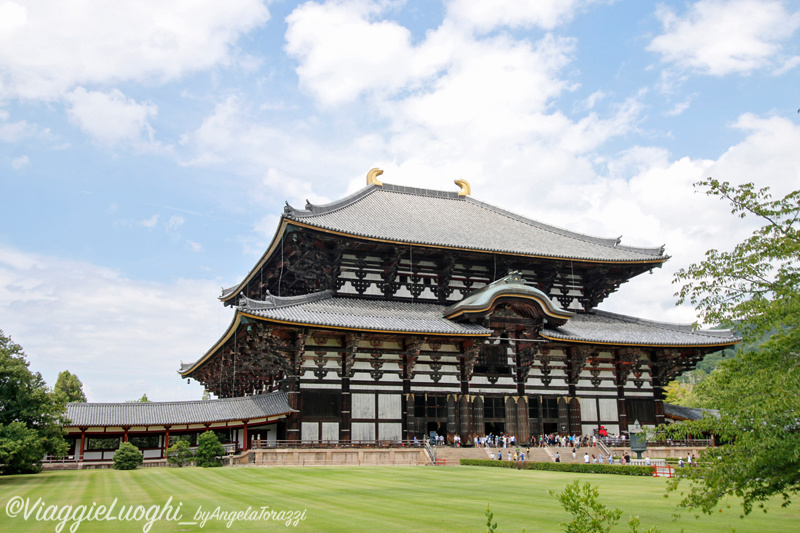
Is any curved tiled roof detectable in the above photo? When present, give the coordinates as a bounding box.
[541,310,740,347]
[285,183,666,263]
[65,392,292,427]
[664,403,720,421]
[243,294,492,336]
[444,272,575,322]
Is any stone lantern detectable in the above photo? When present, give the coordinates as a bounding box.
[629,420,647,459]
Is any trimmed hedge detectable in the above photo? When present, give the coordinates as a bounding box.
[459,459,653,476]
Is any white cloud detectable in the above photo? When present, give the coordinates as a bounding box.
[0,109,40,142]
[664,99,692,116]
[140,214,159,228]
[166,215,185,233]
[11,154,28,169]
[0,0,270,100]
[0,245,229,402]
[279,0,644,201]
[66,88,160,148]
[285,0,442,106]
[446,0,598,33]
[648,0,800,76]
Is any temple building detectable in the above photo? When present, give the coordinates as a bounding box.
[179,170,739,445]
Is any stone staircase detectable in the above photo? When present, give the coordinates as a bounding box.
[430,446,552,465]
[549,446,610,464]
[430,446,492,465]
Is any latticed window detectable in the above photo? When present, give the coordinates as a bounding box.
[528,397,540,419]
[626,399,655,425]
[414,395,447,418]
[484,397,506,419]
[542,397,559,419]
[475,344,511,374]
[302,390,341,419]
[131,435,161,448]
[86,437,120,450]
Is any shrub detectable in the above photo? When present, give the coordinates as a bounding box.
[459,459,653,477]
[195,431,225,467]
[113,442,143,470]
[167,440,194,467]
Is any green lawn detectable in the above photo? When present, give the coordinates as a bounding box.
[0,466,798,532]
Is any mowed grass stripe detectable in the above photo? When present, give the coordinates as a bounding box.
[0,466,799,532]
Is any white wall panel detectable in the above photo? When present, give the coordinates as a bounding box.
[352,393,375,419]
[301,422,319,442]
[378,394,401,419]
[378,423,402,441]
[352,422,375,441]
[581,398,598,421]
[598,399,618,421]
[321,422,339,441]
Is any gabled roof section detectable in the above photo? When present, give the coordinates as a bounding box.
[443,272,575,324]
[221,181,668,303]
[239,293,491,336]
[64,392,292,427]
[183,291,492,376]
[285,182,667,262]
[540,310,741,348]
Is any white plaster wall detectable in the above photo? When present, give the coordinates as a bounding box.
[378,394,401,419]
[301,422,319,442]
[321,422,339,441]
[351,422,375,441]
[352,393,376,419]
[598,399,618,421]
[378,423,402,441]
[581,399,598,421]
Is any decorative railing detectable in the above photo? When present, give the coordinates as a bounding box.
[423,440,437,465]
[600,437,712,448]
[250,439,422,450]
[595,439,612,458]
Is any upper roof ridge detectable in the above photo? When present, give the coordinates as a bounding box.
[287,182,664,256]
[285,182,463,218]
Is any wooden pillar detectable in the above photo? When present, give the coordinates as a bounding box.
[163,426,171,458]
[79,429,86,461]
[505,396,517,438]
[568,397,582,435]
[123,427,129,442]
[340,360,351,443]
[516,397,530,443]
[242,421,249,451]
[459,394,472,444]
[459,342,476,441]
[447,394,457,444]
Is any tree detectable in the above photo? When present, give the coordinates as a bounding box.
[54,370,87,403]
[668,180,800,515]
[167,440,194,467]
[0,330,68,474]
[113,442,143,470]
[137,393,149,402]
[195,430,225,467]
[549,480,659,533]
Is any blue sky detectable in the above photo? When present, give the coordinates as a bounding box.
[1,0,799,402]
